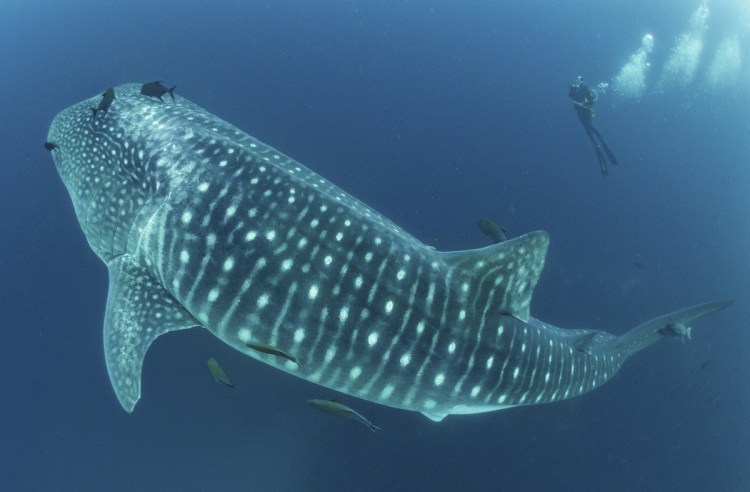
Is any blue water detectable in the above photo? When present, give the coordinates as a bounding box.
[2,1,749,490]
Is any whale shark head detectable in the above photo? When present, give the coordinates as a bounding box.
[47,86,160,262]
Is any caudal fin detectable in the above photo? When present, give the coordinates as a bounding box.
[615,300,732,358]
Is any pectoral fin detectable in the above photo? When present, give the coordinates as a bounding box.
[421,411,447,422]
[104,255,199,412]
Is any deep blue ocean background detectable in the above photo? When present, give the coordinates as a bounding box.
[2,1,749,490]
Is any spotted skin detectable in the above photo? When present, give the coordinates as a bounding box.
[47,84,731,419]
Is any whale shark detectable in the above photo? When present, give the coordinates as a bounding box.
[46,83,730,421]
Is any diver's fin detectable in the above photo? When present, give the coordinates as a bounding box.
[591,126,619,166]
[104,255,199,412]
[614,300,733,359]
[437,231,549,323]
[594,146,608,176]
[600,139,619,166]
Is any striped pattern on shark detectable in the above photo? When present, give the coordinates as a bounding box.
[46,83,730,421]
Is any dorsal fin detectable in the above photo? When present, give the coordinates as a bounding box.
[437,231,549,322]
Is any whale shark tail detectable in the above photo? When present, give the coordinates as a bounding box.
[614,300,732,358]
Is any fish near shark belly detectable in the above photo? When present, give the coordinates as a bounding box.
[47,83,731,419]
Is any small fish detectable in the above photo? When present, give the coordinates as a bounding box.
[570,332,599,354]
[44,142,58,151]
[140,81,176,101]
[476,217,508,243]
[245,341,300,365]
[90,87,115,119]
[307,399,380,432]
[206,357,237,389]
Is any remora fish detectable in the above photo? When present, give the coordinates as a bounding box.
[308,399,380,432]
[476,217,508,243]
[207,357,237,389]
[47,84,731,422]
[140,81,176,101]
[90,87,115,119]
[245,341,299,365]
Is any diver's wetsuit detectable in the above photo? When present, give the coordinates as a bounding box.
[569,80,619,176]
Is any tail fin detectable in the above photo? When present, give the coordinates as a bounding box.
[615,300,732,358]
[168,85,176,100]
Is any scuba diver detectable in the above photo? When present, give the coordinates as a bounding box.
[569,76,620,176]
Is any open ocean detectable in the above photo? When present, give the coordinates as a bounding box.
[2,1,749,490]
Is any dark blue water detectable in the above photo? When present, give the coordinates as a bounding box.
[2,1,749,490]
